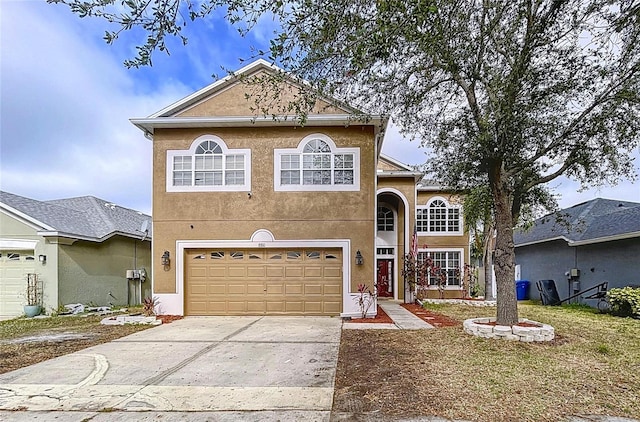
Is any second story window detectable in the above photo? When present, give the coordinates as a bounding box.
[166,135,251,192]
[377,206,394,231]
[416,197,462,235]
[274,134,360,191]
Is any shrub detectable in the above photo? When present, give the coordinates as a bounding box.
[607,287,640,318]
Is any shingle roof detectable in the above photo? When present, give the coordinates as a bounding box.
[0,191,151,242]
[514,198,640,246]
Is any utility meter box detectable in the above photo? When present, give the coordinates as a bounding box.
[126,270,140,279]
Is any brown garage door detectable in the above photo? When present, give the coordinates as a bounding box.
[185,248,343,315]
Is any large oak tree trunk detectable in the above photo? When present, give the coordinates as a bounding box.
[491,166,519,326]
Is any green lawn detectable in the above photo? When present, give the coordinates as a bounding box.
[420,301,640,420]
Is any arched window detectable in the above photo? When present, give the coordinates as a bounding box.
[377,206,394,231]
[416,197,462,234]
[274,134,360,191]
[167,135,251,192]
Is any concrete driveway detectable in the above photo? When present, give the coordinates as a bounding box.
[0,316,342,421]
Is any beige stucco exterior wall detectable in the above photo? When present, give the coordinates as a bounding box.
[58,237,151,306]
[176,73,345,117]
[152,125,376,296]
[416,191,470,252]
[0,211,59,312]
[416,191,470,299]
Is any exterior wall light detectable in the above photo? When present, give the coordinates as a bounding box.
[161,250,170,266]
[38,255,46,264]
[355,250,363,265]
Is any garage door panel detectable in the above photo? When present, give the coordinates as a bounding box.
[266,267,284,277]
[285,301,303,312]
[266,301,285,312]
[206,302,227,312]
[228,284,247,294]
[184,248,343,316]
[304,284,323,295]
[246,301,265,312]
[247,266,266,277]
[304,267,322,277]
[228,267,246,277]
[324,284,342,295]
[285,284,303,295]
[189,284,208,295]
[304,302,322,312]
[266,284,284,295]
[188,301,207,313]
[207,285,226,295]
[323,267,341,277]
[285,266,303,277]
[246,284,264,294]
[324,302,341,313]
[205,266,226,277]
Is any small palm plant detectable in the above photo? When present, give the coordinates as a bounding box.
[142,296,159,316]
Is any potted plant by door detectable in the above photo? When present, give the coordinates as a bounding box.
[23,273,41,317]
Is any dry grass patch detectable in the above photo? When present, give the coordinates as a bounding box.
[332,302,640,422]
[0,313,153,374]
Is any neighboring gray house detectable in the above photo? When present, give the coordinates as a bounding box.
[0,191,152,318]
[514,198,640,305]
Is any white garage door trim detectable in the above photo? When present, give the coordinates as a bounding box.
[0,239,38,250]
[154,236,351,316]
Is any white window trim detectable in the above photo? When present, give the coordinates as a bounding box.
[418,247,464,289]
[416,196,463,236]
[166,134,251,192]
[273,133,360,192]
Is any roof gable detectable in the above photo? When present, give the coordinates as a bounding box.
[377,154,415,172]
[0,191,151,242]
[152,60,357,118]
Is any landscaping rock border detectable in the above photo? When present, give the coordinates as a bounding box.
[421,298,497,307]
[463,317,555,342]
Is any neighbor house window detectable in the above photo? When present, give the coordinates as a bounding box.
[417,250,462,287]
[166,135,251,192]
[274,134,360,191]
[416,197,462,235]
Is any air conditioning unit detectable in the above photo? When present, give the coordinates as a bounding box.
[126,270,140,279]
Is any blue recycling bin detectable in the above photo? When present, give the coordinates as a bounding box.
[516,280,530,300]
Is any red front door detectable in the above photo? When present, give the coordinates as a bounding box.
[377,259,394,297]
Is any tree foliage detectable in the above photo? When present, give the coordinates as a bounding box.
[51,0,640,325]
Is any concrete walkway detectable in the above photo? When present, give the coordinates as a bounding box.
[344,301,434,330]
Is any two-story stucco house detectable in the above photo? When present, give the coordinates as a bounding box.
[131,60,469,317]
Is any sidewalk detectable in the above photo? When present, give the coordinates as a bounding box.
[343,301,434,330]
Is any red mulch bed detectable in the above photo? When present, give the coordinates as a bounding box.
[157,315,183,324]
[401,303,461,327]
[346,305,394,323]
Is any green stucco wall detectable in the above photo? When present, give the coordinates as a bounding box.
[57,237,151,307]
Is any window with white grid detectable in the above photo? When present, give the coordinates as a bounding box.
[166,135,250,192]
[274,133,359,191]
[417,250,462,287]
[416,197,462,235]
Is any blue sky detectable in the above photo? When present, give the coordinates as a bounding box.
[1,0,638,216]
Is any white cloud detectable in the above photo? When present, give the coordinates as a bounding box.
[1,1,636,219]
[0,1,190,215]
[382,122,639,210]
